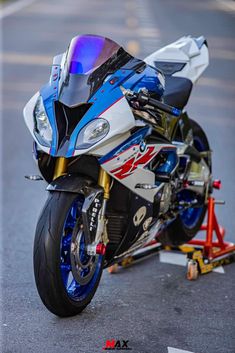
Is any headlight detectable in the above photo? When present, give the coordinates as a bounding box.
[33,96,52,147]
[76,118,110,149]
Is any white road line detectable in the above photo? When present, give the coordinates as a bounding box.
[212,266,225,274]
[0,0,38,19]
[197,77,235,92]
[159,251,187,267]
[160,251,225,274]
[126,40,140,56]
[216,0,235,12]
[168,347,194,353]
[2,52,52,66]
[134,0,162,56]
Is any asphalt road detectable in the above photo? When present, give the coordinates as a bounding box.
[1,0,235,352]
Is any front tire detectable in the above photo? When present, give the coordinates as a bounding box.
[33,191,103,317]
[158,119,211,246]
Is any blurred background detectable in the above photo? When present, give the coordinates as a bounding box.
[1,0,235,352]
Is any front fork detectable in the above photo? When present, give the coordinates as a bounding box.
[53,157,111,196]
[53,157,111,251]
[96,167,111,246]
[53,157,68,180]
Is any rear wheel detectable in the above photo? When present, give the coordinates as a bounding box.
[158,119,211,246]
[33,191,103,317]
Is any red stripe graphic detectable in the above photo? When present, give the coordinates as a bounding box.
[110,146,155,180]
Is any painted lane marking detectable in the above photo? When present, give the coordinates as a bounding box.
[216,0,235,12]
[159,251,187,267]
[197,77,235,92]
[192,95,235,110]
[212,266,225,274]
[0,0,38,19]
[124,0,161,57]
[159,251,225,274]
[126,40,140,56]
[168,347,194,353]
[2,52,52,66]
[124,1,135,11]
[126,17,139,28]
[210,48,235,61]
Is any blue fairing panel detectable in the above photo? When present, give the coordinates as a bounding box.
[40,64,60,155]
[66,83,125,157]
[123,65,164,95]
[99,126,151,165]
[40,62,164,157]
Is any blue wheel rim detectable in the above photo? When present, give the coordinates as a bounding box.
[179,190,203,229]
[179,133,206,229]
[60,196,102,301]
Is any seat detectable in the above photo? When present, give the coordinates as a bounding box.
[163,75,193,110]
[150,61,193,110]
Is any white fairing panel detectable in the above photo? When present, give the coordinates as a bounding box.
[101,143,175,202]
[23,91,50,154]
[23,92,135,157]
[74,96,135,156]
[144,36,209,84]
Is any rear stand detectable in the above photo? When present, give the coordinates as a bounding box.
[186,196,235,279]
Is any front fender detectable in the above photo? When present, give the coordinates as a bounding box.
[47,174,104,244]
[46,174,94,194]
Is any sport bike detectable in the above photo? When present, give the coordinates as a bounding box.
[24,34,212,317]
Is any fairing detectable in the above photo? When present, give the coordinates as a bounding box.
[24,35,164,158]
[67,35,121,75]
[59,35,132,107]
[100,127,177,202]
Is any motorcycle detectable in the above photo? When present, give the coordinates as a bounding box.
[24,34,212,317]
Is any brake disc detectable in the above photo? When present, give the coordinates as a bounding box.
[70,225,99,285]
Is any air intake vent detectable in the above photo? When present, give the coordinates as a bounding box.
[54,101,92,150]
[107,213,128,245]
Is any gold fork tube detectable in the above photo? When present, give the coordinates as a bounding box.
[53,157,68,180]
[98,168,111,199]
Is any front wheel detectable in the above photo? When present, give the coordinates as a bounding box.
[33,191,103,317]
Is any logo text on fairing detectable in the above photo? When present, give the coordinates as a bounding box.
[110,146,155,180]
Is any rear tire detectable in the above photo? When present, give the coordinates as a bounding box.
[158,119,211,246]
[33,191,103,317]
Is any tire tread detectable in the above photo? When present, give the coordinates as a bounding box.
[33,191,103,317]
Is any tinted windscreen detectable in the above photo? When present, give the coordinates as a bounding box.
[59,74,91,107]
[67,35,121,75]
[59,35,134,107]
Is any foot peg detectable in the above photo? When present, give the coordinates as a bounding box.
[135,173,171,189]
[135,183,158,190]
[25,175,43,181]
[155,172,171,183]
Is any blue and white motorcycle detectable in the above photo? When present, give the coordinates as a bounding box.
[24,34,212,317]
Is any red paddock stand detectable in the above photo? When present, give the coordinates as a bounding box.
[186,180,235,279]
[188,198,235,260]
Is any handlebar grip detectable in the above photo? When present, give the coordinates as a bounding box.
[148,97,181,117]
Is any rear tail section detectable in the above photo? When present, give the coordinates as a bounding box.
[144,36,209,84]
